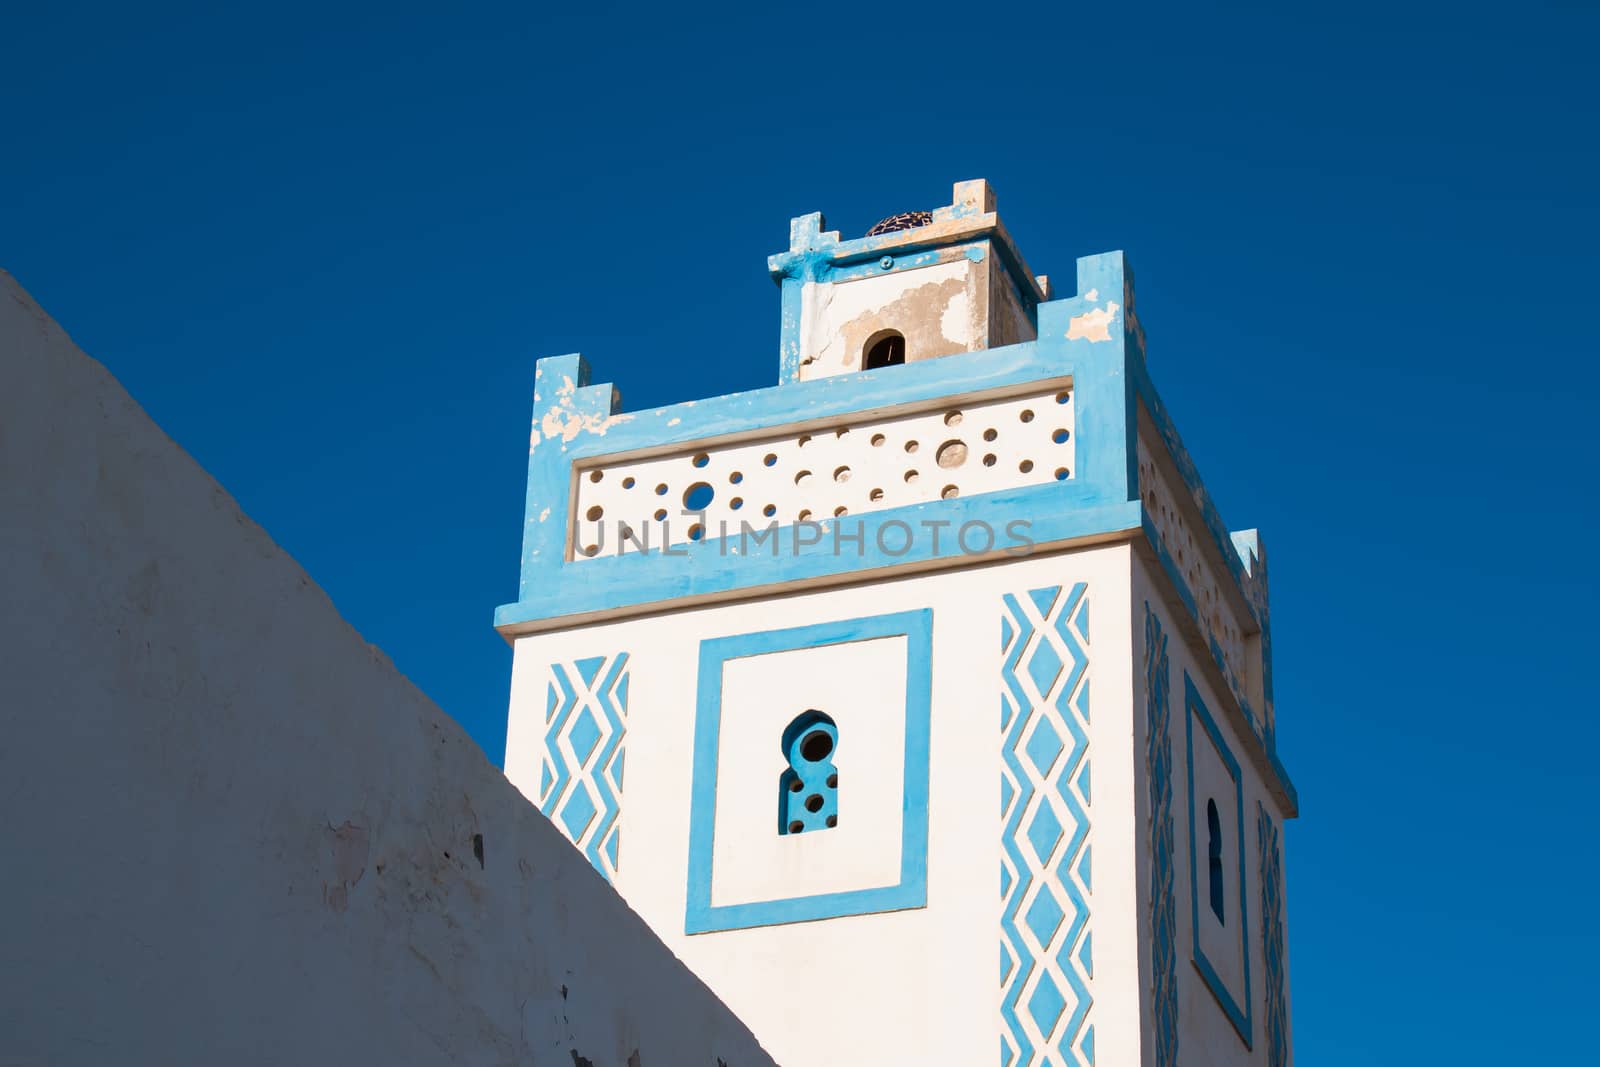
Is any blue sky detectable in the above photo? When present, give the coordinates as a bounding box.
[6,1,1596,1060]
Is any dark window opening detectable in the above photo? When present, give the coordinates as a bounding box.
[865,333,906,370]
[1207,798,1226,925]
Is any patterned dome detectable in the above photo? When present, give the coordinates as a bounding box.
[865,210,933,237]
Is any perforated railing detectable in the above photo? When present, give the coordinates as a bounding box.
[571,383,1076,558]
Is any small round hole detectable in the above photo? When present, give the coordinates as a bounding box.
[789,820,805,834]
[869,488,885,502]
[1019,409,1035,423]
[729,471,743,484]
[871,434,886,447]
[655,483,668,496]
[804,794,824,813]
[622,476,636,489]
[790,779,804,793]
[588,470,603,483]
[764,453,778,467]
[941,485,959,499]
[945,411,964,427]
[688,523,705,541]
[904,469,919,483]
[581,544,599,557]
[983,428,998,442]
[794,470,812,486]
[825,814,837,828]
[692,453,710,468]
[1052,428,1070,444]
[1055,390,1071,404]
[834,465,851,483]
[835,427,849,439]
[731,497,744,510]
[826,773,838,788]
[1019,460,1034,474]
[983,453,997,467]
[800,730,834,761]
[834,506,848,517]
[1055,467,1070,481]
[763,504,777,517]
[798,509,812,521]
[585,505,603,521]
[904,440,919,454]
[797,434,812,447]
[654,508,668,521]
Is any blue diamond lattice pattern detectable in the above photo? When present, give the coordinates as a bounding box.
[1001,583,1093,1067]
[1259,803,1289,1067]
[538,652,630,882]
[1145,606,1179,1067]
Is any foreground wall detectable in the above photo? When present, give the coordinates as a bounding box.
[0,271,777,1067]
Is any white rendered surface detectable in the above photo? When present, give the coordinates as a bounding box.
[0,272,776,1067]
[712,636,907,906]
[506,544,1143,1067]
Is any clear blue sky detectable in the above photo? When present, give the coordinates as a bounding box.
[6,2,1596,1060]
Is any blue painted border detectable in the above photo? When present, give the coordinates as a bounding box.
[494,251,1137,635]
[1183,673,1253,1047]
[684,608,933,934]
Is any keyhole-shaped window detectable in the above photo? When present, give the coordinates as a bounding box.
[1206,798,1226,925]
[778,710,838,834]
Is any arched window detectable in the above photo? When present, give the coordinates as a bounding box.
[778,710,838,834]
[1206,798,1226,925]
[864,332,906,370]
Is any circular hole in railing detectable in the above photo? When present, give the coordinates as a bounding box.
[936,440,968,469]
[941,485,959,499]
[945,410,963,427]
[585,505,604,521]
[804,794,825,813]
[871,434,886,447]
[869,488,885,502]
[834,466,851,483]
[1019,460,1034,474]
[798,509,812,521]
[763,504,777,517]
[655,483,668,496]
[692,453,710,468]
[1019,409,1035,423]
[688,523,705,541]
[581,544,599,557]
[904,440,919,453]
[764,453,778,467]
[729,471,743,484]
[826,773,838,788]
[1056,390,1071,405]
[834,506,848,517]
[794,470,812,487]
[684,482,715,510]
[797,434,812,447]
[983,453,998,467]
[1052,428,1070,444]
[789,820,805,834]
[825,814,838,828]
[588,470,603,483]
[1055,467,1070,481]
[904,469,919,483]
[622,476,636,489]
[654,508,668,521]
[731,497,744,510]
[790,779,804,793]
[983,428,998,442]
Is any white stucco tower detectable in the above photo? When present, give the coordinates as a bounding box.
[498,180,1298,1067]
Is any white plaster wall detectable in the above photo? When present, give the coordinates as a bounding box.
[505,544,1144,1067]
[1132,553,1294,1067]
[0,272,777,1067]
[797,258,985,380]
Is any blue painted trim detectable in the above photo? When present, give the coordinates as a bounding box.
[1183,673,1253,1048]
[684,608,932,934]
[496,252,1137,633]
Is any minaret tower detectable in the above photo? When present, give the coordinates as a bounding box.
[497,180,1297,1067]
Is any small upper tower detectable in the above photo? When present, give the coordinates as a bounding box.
[497,181,1297,1067]
[769,179,1051,382]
